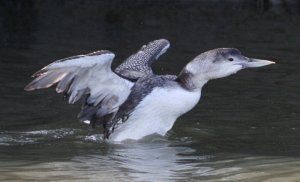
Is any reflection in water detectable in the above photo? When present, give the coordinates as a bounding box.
[105,142,203,181]
[0,130,209,181]
[0,130,204,181]
[1,130,300,181]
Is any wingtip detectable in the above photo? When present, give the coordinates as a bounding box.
[24,84,34,91]
[152,38,170,46]
[31,68,47,77]
[87,50,115,58]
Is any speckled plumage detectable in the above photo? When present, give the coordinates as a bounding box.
[115,39,170,80]
[25,40,275,142]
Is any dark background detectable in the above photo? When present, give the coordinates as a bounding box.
[0,0,299,154]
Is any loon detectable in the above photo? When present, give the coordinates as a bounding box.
[24,39,275,142]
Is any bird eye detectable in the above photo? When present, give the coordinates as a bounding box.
[228,58,234,61]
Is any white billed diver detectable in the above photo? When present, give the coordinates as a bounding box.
[24,39,275,142]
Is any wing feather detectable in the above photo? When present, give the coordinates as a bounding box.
[25,39,170,130]
[25,50,134,120]
[114,39,170,80]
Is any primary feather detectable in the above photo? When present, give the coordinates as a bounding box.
[25,39,170,128]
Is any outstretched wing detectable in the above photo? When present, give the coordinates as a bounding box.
[25,50,134,123]
[114,39,170,80]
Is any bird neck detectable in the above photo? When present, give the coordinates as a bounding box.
[176,68,208,91]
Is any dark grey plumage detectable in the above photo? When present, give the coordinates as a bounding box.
[193,48,242,63]
[176,69,196,90]
[115,39,170,80]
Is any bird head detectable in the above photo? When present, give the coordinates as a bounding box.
[185,48,275,81]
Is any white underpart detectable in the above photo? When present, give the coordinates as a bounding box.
[109,87,201,142]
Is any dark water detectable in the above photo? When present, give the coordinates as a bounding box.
[1,1,300,181]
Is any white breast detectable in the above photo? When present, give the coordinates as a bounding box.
[109,87,201,142]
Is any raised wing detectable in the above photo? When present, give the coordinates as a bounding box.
[114,39,170,80]
[25,50,134,124]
